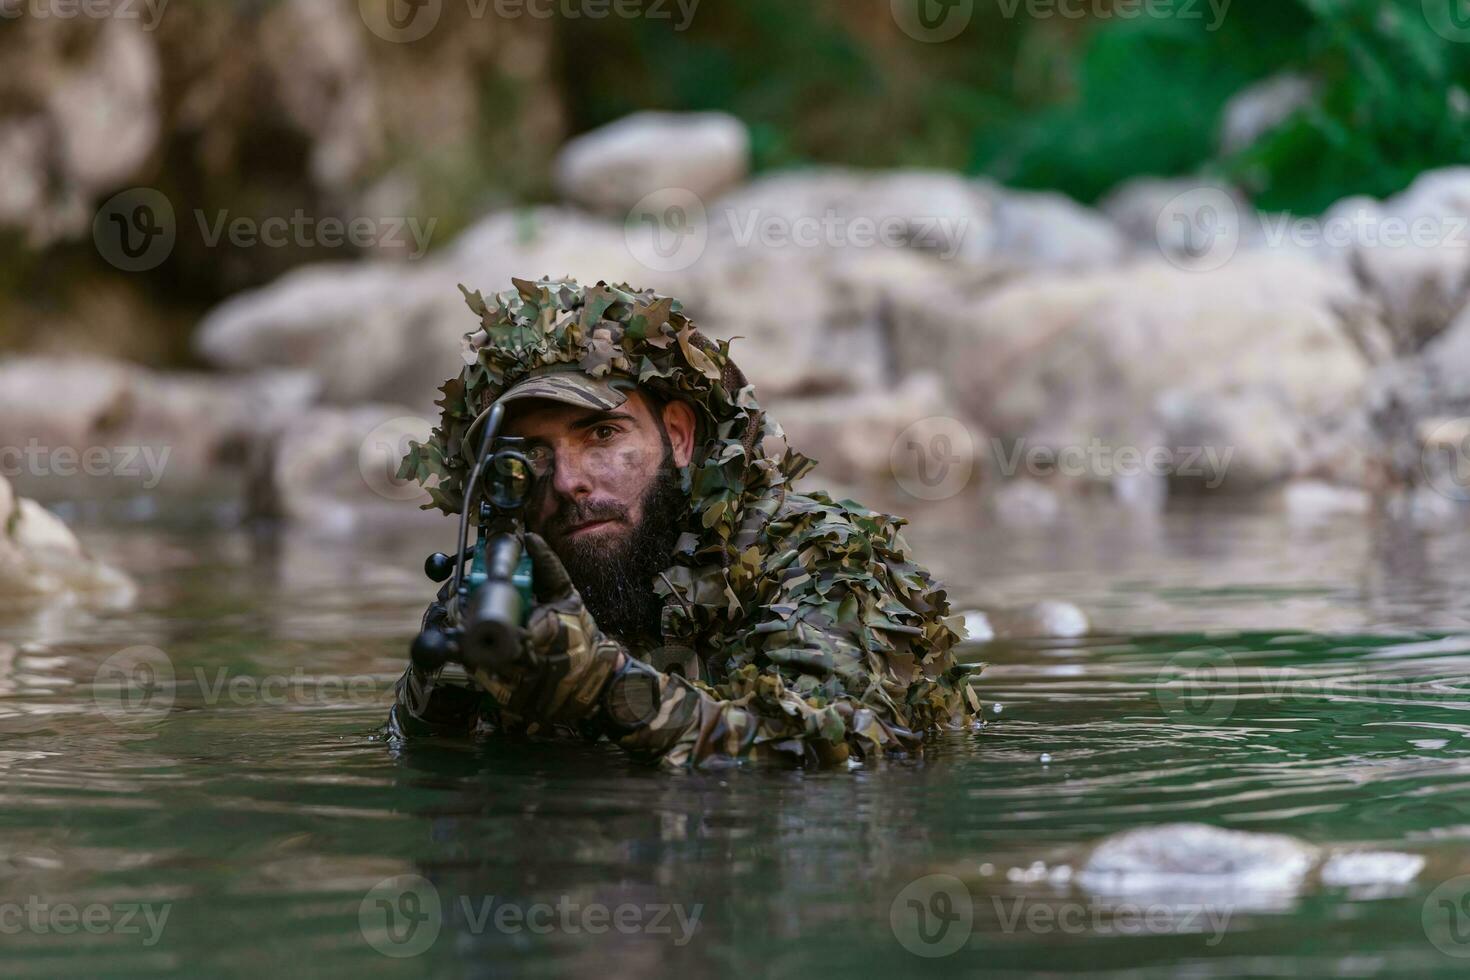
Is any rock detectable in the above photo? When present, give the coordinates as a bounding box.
[708,169,996,263]
[195,208,656,409]
[1318,851,1424,888]
[987,479,1061,526]
[0,474,135,609]
[1101,176,1257,263]
[1078,823,1318,900]
[0,357,317,499]
[987,185,1130,270]
[1320,169,1470,354]
[1280,480,1373,520]
[1219,73,1317,156]
[248,404,454,535]
[894,252,1383,493]
[767,373,973,488]
[555,112,750,216]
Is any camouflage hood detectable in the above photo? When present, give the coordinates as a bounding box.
[399,275,814,592]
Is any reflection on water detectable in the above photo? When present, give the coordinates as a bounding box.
[3,501,1470,977]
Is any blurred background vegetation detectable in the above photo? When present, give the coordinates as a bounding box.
[4,0,1469,363]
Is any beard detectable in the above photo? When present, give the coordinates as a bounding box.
[536,443,687,648]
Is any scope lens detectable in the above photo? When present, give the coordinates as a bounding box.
[488,452,532,509]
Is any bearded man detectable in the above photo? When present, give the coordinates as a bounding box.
[390,277,978,768]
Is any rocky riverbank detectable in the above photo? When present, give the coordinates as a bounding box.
[6,112,1470,533]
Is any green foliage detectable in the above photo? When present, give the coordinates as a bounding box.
[559,0,1470,214]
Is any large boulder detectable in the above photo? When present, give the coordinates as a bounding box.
[0,474,135,608]
[890,252,1385,492]
[0,357,316,499]
[554,112,750,216]
[248,404,454,535]
[194,208,661,410]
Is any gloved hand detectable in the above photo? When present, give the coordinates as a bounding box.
[468,532,624,730]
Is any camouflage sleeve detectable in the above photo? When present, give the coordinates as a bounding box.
[387,596,491,739]
[621,501,980,769]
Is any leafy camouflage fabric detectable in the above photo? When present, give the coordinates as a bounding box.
[391,277,979,768]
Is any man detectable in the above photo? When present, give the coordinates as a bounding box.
[390,277,978,768]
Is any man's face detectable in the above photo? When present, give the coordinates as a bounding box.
[506,390,693,551]
[503,389,697,644]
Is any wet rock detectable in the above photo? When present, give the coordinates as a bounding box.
[1078,823,1319,899]
[0,474,135,609]
[555,112,750,215]
[1318,851,1425,888]
[0,357,316,499]
[988,479,1062,526]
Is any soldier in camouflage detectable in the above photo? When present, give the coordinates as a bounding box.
[390,277,979,769]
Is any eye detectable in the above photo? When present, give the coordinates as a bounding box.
[590,424,621,442]
[523,445,551,472]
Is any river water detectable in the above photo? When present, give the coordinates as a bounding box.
[4,498,1470,977]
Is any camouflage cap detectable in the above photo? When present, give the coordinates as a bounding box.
[461,366,638,462]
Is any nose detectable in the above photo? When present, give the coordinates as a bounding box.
[549,446,595,501]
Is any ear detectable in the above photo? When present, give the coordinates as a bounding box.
[659,398,698,468]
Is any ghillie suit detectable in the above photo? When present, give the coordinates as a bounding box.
[392,277,978,768]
